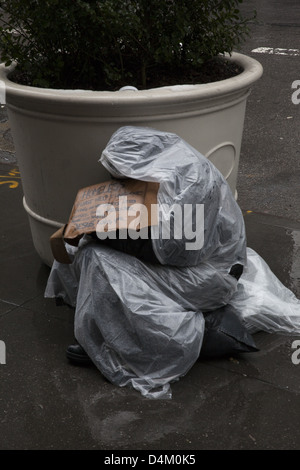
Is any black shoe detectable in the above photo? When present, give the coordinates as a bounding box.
[66,344,92,364]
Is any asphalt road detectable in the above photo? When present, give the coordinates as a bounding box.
[237,0,300,221]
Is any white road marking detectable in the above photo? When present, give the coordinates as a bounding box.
[252,47,300,56]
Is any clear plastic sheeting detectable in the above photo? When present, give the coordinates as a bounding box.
[44,126,300,398]
[229,248,300,335]
[100,126,247,269]
[45,240,238,399]
[45,243,300,399]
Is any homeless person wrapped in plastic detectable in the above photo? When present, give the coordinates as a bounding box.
[45,127,300,399]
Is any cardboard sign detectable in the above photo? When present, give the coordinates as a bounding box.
[50,178,159,263]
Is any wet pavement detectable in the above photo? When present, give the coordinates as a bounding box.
[237,0,300,222]
[0,167,300,451]
[0,0,300,453]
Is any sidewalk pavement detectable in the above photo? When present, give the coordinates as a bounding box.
[1,0,300,445]
[0,126,300,450]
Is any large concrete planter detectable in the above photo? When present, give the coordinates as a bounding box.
[0,52,262,266]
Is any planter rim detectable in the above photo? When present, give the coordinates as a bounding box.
[0,52,263,107]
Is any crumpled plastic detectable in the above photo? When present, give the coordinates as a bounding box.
[44,126,300,399]
[45,237,238,399]
[229,247,300,335]
[100,126,247,269]
[44,243,300,399]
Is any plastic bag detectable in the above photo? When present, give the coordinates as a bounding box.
[45,244,300,398]
[44,126,300,399]
[45,240,239,399]
[46,126,250,398]
[229,248,300,335]
[100,126,247,269]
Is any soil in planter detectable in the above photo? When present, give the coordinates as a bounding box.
[9,56,243,91]
[143,57,243,89]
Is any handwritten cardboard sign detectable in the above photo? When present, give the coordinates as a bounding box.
[50,178,159,263]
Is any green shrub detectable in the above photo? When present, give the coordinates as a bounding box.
[0,0,255,90]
